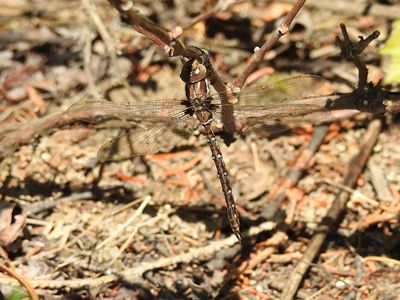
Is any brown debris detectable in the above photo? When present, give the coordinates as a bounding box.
[0,1,399,299]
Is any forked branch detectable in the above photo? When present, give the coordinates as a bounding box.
[336,23,380,94]
[335,23,400,113]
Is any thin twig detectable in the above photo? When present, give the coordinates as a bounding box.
[83,28,102,101]
[336,23,380,94]
[219,0,306,132]
[108,205,173,265]
[82,0,135,97]
[0,220,277,289]
[368,161,394,203]
[280,119,382,300]
[82,0,119,76]
[233,0,306,89]
[261,125,329,219]
[95,195,152,250]
[320,178,379,207]
[0,263,39,300]
[106,0,184,57]
[121,220,276,280]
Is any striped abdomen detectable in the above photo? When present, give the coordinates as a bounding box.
[199,113,241,242]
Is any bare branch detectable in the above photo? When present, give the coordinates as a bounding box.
[336,23,380,93]
[233,0,306,89]
[107,0,177,54]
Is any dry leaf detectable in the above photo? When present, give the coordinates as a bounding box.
[0,202,26,246]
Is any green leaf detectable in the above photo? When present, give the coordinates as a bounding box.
[380,20,400,84]
[2,286,29,300]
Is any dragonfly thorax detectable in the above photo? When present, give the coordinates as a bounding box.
[195,108,213,125]
[190,95,212,111]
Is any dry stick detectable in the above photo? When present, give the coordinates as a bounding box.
[83,28,103,101]
[0,263,39,300]
[26,191,93,215]
[121,220,276,280]
[220,0,306,133]
[280,119,382,300]
[106,0,181,55]
[321,178,379,207]
[232,0,306,89]
[108,206,173,265]
[105,0,228,96]
[368,161,394,203]
[262,125,329,219]
[336,24,380,94]
[81,0,118,75]
[81,0,134,97]
[0,220,276,289]
[95,195,152,250]
[0,273,117,290]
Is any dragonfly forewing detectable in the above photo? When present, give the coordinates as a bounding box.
[246,109,331,133]
[67,99,189,123]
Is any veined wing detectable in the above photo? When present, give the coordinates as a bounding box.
[246,108,330,130]
[209,75,330,133]
[67,99,190,123]
[210,75,326,108]
[213,102,330,134]
[97,119,196,162]
[213,100,329,122]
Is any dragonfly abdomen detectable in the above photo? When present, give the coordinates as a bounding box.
[202,121,242,242]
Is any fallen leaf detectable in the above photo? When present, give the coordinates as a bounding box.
[0,202,26,246]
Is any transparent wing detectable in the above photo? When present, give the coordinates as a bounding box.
[213,102,330,134]
[67,99,190,123]
[245,109,331,134]
[210,75,326,108]
[97,119,196,162]
[210,75,330,133]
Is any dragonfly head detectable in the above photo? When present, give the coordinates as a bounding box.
[180,59,207,84]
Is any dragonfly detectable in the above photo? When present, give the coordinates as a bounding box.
[68,53,328,242]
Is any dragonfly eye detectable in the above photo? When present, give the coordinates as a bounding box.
[189,63,207,83]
